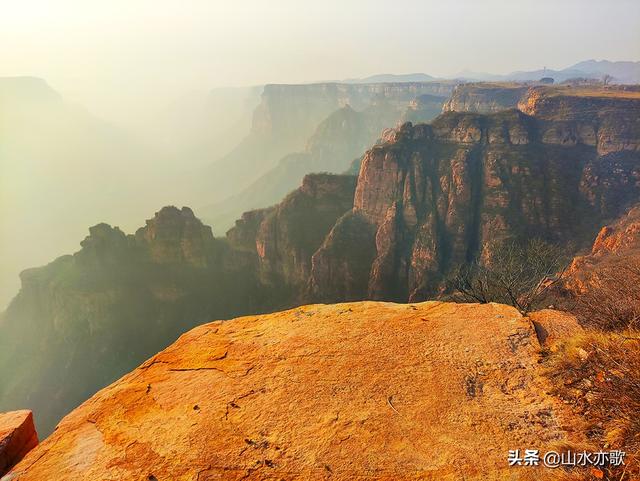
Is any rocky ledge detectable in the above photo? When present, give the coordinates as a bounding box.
[0,411,38,477]
[5,302,583,481]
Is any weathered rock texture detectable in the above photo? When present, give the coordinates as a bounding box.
[0,411,37,477]
[443,82,529,113]
[562,205,640,294]
[309,107,640,302]
[5,302,583,481]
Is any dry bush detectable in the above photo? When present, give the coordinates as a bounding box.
[449,238,567,314]
[570,259,640,331]
[545,331,640,480]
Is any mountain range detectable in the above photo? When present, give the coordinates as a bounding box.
[455,59,640,84]
[2,81,639,436]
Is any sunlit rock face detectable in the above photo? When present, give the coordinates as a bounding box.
[562,205,640,294]
[5,302,584,481]
[310,106,640,302]
[0,410,38,477]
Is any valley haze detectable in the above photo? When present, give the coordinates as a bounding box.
[1,1,640,480]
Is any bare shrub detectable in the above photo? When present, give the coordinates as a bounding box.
[449,238,567,314]
[570,259,640,331]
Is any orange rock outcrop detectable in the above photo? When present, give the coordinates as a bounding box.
[564,206,640,293]
[0,411,38,477]
[7,302,583,480]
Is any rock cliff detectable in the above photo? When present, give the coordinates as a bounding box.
[561,205,640,295]
[4,302,584,481]
[0,411,37,477]
[443,82,529,113]
[204,82,456,203]
[310,107,640,302]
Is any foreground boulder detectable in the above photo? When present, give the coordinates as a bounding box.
[6,302,582,480]
[0,411,37,477]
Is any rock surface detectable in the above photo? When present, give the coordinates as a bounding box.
[562,205,640,294]
[6,302,582,481]
[0,411,37,477]
[310,107,640,302]
[443,82,529,113]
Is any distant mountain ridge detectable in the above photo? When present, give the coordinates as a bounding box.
[343,73,437,83]
[455,59,640,84]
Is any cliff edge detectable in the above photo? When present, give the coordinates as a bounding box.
[0,411,37,477]
[5,302,583,481]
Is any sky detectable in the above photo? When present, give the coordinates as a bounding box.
[0,0,639,121]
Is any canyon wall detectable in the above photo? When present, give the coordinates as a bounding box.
[2,86,639,437]
[443,82,529,113]
[204,81,456,203]
[309,107,640,302]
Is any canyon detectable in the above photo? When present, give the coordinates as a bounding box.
[201,81,456,229]
[1,83,640,440]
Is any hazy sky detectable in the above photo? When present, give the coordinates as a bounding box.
[1,0,639,120]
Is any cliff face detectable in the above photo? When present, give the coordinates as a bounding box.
[5,302,584,481]
[0,176,356,436]
[204,82,455,203]
[443,83,529,113]
[228,174,357,301]
[205,85,455,228]
[309,109,640,302]
[255,175,356,288]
